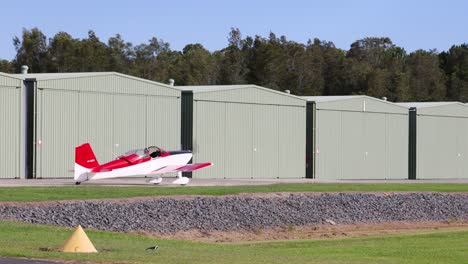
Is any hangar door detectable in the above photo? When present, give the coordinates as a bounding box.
[35,90,180,179]
[192,101,305,179]
[0,82,21,178]
[417,115,468,179]
[315,110,407,180]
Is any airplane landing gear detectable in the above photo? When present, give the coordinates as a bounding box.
[148,177,162,185]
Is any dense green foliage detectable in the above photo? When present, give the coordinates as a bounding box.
[0,183,467,202]
[0,221,467,264]
[1,28,467,102]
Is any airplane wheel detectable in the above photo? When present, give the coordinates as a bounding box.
[148,177,162,185]
[75,182,81,185]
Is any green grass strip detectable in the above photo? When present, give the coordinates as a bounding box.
[0,183,467,202]
[0,221,467,264]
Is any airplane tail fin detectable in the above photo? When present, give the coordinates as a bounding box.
[74,143,99,182]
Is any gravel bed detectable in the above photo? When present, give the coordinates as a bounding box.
[0,193,467,234]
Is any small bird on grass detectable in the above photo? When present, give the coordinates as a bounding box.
[146,245,159,251]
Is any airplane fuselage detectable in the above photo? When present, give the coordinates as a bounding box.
[75,152,192,182]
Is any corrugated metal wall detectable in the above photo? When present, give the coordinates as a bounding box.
[192,101,226,179]
[0,75,22,178]
[253,105,279,179]
[191,86,306,179]
[416,104,468,179]
[314,97,408,180]
[278,106,306,178]
[315,110,341,179]
[35,74,181,178]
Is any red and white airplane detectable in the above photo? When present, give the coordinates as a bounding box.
[74,143,212,185]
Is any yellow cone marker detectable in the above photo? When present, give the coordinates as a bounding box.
[60,225,98,253]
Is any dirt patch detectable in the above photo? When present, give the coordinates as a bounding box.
[137,221,468,243]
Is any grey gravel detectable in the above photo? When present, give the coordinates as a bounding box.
[0,193,467,234]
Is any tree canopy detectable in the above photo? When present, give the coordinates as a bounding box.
[2,27,467,102]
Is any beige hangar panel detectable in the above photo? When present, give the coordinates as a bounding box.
[305,96,409,180]
[0,73,22,178]
[13,72,181,179]
[397,102,468,179]
[277,105,306,178]
[192,101,226,179]
[253,104,279,179]
[314,110,342,180]
[181,85,306,179]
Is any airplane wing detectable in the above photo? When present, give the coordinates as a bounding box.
[69,168,112,173]
[150,163,212,174]
[90,168,113,173]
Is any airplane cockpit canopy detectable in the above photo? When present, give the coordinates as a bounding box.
[146,146,165,158]
[119,146,165,159]
[121,148,147,158]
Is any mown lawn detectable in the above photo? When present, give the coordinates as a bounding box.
[0,183,467,202]
[0,221,467,264]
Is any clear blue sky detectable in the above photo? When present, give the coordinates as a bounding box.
[0,0,466,60]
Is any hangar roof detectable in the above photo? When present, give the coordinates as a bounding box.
[395,102,459,108]
[0,72,23,87]
[8,71,177,89]
[179,84,303,99]
[0,72,23,80]
[302,95,408,114]
[178,84,252,92]
[179,84,306,107]
[3,72,180,97]
[302,95,361,102]
[396,102,468,117]
[9,72,111,80]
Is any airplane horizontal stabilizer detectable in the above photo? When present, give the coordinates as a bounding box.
[150,163,212,174]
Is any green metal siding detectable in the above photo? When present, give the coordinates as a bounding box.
[411,104,468,179]
[78,92,114,164]
[146,96,181,150]
[278,106,306,178]
[224,104,253,178]
[417,115,468,179]
[192,101,226,179]
[457,119,468,178]
[315,110,342,180]
[0,78,21,178]
[386,114,409,180]
[313,97,408,180]
[253,105,279,179]
[36,90,79,178]
[341,111,364,179]
[113,94,147,153]
[35,75,181,179]
[191,87,307,179]
[363,113,387,179]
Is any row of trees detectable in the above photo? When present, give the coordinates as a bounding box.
[1,28,467,102]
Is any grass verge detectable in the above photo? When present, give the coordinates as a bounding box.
[0,221,467,264]
[0,183,467,202]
